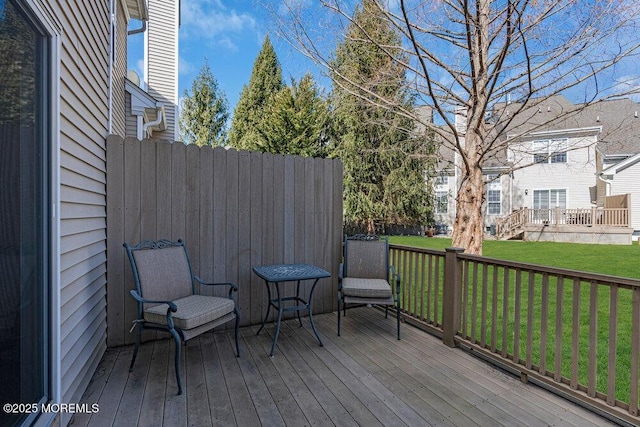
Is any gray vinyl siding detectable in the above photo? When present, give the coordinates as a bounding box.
[39,0,109,424]
[146,0,178,140]
[112,0,127,136]
[124,91,138,138]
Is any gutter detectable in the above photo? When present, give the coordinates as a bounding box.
[128,20,146,36]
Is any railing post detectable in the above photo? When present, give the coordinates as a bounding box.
[591,207,597,226]
[443,247,465,347]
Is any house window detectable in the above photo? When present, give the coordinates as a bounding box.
[0,1,50,425]
[533,138,568,164]
[487,189,501,215]
[533,189,567,209]
[434,175,448,187]
[435,191,448,214]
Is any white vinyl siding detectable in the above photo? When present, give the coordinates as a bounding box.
[36,1,109,425]
[514,134,596,210]
[609,164,640,231]
[146,0,178,140]
[111,0,127,136]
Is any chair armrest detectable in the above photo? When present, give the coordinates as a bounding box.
[129,289,177,312]
[193,276,238,298]
[389,265,401,294]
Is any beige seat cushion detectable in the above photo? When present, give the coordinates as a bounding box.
[144,294,235,330]
[342,277,392,299]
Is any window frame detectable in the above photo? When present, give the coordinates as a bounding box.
[532,138,568,164]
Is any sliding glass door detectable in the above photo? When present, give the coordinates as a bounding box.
[0,0,50,425]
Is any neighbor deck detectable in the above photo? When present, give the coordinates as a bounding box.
[73,308,613,426]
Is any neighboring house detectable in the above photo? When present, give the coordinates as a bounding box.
[125,0,179,140]
[600,152,640,235]
[430,95,640,240]
[0,1,177,426]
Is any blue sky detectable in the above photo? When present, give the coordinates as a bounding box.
[127,0,321,114]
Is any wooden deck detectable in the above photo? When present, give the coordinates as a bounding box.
[72,308,615,426]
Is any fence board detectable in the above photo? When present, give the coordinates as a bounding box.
[106,138,342,346]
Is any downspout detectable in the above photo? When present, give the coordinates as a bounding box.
[128,20,146,36]
[143,104,164,138]
[597,173,612,198]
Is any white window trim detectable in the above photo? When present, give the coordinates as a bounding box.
[25,1,61,425]
[487,189,502,215]
[533,138,568,164]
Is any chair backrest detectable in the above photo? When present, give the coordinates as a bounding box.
[125,240,194,306]
[344,235,389,280]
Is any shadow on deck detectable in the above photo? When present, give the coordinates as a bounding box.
[73,308,614,426]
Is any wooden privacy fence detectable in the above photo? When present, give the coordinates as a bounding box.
[390,243,640,426]
[106,136,343,347]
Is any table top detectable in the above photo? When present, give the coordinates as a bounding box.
[253,263,331,282]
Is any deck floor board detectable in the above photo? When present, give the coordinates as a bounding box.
[76,308,617,427]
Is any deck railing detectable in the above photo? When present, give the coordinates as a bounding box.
[496,207,630,239]
[390,243,640,426]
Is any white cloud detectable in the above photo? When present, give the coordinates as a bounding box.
[180,0,257,42]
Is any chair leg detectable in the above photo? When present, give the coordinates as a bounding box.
[385,305,389,318]
[337,297,342,336]
[396,301,401,340]
[169,328,183,395]
[129,322,142,372]
[234,311,241,357]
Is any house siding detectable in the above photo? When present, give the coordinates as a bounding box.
[609,165,640,231]
[511,135,597,210]
[112,0,127,136]
[124,91,139,138]
[146,0,178,140]
[35,0,110,424]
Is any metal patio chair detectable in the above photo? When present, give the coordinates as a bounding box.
[124,239,240,395]
[338,234,401,339]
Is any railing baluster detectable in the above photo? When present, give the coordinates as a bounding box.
[554,276,564,382]
[462,259,470,338]
[608,284,618,406]
[589,280,598,398]
[434,255,440,326]
[631,287,640,416]
[540,273,549,376]
[426,254,432,324]
[420,253,426,321]
[402,250,409,314]
[408,251,414,316]
[481,263,488,348]
[571,278,580,390]
[502,267,510,358]
[514,268,521,363]
[491,264,498,353]
[471,261,478,344]
[527,270,534,370]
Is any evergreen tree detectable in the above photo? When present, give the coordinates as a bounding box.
[257,73,330,157]
[331,0,432,233]
[178,60,229,146]
[228,35,283,150]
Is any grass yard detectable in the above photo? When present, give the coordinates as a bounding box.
[388,235,640,404]
[389,236,640,279]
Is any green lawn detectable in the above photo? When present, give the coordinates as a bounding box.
[390,236,640,279]
[388,235,640,404]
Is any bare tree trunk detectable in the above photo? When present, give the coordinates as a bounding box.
[452,151,484,255]
[450,0,489,255]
